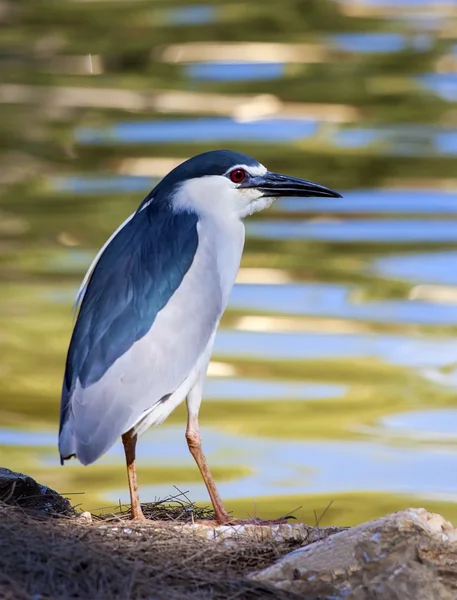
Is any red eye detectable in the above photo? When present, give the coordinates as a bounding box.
[229,168,246,184]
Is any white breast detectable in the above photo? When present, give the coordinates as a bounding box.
[128,216,244,438]
[197,213,245,310]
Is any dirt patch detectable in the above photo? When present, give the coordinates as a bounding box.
[0,469,343,599]
[0,502,339,599]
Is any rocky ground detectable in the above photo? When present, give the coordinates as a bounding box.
[1,468,456,599]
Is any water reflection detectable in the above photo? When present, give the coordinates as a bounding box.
[436,130,457,154]
[185,62,285,81]
[246,219,457,242]
[167,5,216,26]
[87,426,457,503]
[371,409,457,442]
[230,283,457,325]
[215,330,457,368]
[277,190,457,214]
[52,175,156,194]
[76,117,319,144]
[203,378,348,401]
[330,33,406,53]
[420,74,457,101]
[333,126,457,155]
[4,423,457,508]
[373,251,457,286]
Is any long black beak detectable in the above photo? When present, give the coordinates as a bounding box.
[243,172,342,198]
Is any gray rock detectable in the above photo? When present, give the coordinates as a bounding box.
[250,508,457,600]
[95,519,344,547]
[78,510,93,522]
[0,467,73,515]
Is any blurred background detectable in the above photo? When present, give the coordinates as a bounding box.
[1,0,457,526]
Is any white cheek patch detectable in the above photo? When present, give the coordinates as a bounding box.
[174,175,241,218]
[172,162,270,220]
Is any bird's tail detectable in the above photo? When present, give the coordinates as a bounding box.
[58,420,77,464]
[58,380,77,464]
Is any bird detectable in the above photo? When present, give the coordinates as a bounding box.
[58,149,341,523]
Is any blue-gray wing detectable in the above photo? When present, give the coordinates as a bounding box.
[59,201,222,465]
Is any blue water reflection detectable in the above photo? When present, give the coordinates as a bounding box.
[167,5,216,26]
[332,129,379,148]
[330,33,406,53]
[52,175,156,194]
[185,62,285,81]
[419,74,457,102]
[333,126,457,155]
[76,118,318,145]
[277,190,457,214]
[204,378,347,401]
[247,219,457,243]
[373,251,457,286]
[215,330,457,369]
[0,429,56,447]
[230,283,457,325]
[380,410,457,441]
[436,130,457,154]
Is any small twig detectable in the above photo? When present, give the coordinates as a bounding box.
[315,500,334,530]
[279,504,302,520]
[172,485,192,504]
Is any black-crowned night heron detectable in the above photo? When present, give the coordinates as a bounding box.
[59,149,341,523]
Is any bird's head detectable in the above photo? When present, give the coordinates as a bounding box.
[144,149,342,219]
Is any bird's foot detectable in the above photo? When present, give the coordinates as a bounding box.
[131,514,147,521]
[130,506,147,521]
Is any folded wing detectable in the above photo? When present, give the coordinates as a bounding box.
[59,201,222,465]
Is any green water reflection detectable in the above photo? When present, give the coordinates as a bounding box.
[1,0,457,526]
